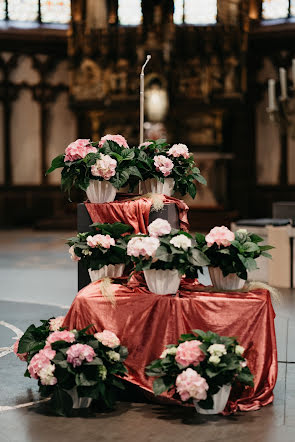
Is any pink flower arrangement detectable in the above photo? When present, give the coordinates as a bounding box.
[147,218,171,237]
[153,155,174,177]
[13,339,28,362]
[99,134,129,149]
[127,236,160,258]
[66,343,95,367]
[86,234,115,249]
[64,139,96,162]
[91,153,117,180]
[168,144,190,159]
[46,330,75,345]
[69,245,81,262]
[94,330,120,348]
[28,346,56,384]
[49,316,65,332]
[175,340,205,368]
[205,226,235,248]
[176,368,209,402]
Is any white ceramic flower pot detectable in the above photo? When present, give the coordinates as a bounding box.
[86,180,116,203]
[66,387,92,409]
[143,269,181,295]
[88,264,125,282]
[209,267,245,291]
[194,385,231,415]
[139,178,175,196]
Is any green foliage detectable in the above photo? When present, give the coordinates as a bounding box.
[46,140,142,197]
[67,222,133,271]
[16,318,129,417]
[145,329,254,411]
[194,229,274,280]
[135,139,206,199]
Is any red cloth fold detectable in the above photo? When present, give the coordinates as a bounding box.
[85,196,189,233]
[63,276,278,414]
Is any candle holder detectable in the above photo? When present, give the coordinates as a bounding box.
[267,83,295,137]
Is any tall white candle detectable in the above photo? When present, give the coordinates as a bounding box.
[292,59,295,89]
[268,79,276,111]
[140,55,151,145]
[279,67,287,100]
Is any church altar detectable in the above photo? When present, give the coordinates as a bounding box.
[63,274,278,414]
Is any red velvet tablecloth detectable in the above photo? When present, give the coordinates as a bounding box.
[63,277,278,414]
[85,196,189,233]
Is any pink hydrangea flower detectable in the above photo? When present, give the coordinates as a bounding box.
[127,236,160,258]
[138,141,153,149]
[176,368,209,402]
[168,144,190,159]
[94,330,120,348]
[49,316,65,332]
[46,330,75,345]
[13,339,28,362]
[99,134,129,149]
[64,139,96,162]
[68,245,81,262]
[28,347,56,380]
[153,155,174,177]
[175,340,205,368]
[91,153,117,180]
[66,343,95,368]
[86,234,115,249]
[148,218,171,237]
[205,226,235,248]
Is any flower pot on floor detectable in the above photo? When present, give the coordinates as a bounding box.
[194,385,231,415]
[86,180,116,203]
[139,178,174,196]
[143,269,181,295]
[88,264,125,282]
[209,267,245,291]
[66,387,92,409]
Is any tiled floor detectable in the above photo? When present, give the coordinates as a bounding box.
[0,230,295,442]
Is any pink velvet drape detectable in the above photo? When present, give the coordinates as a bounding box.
[63,276,278,414]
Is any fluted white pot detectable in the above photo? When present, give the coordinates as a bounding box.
[209,267,245,291]
[86,180,116,203]
[143,269,181,295]
[89,264,125,282]
[66,387,92,409]
[139,178,175,196]
[194,385,231,415]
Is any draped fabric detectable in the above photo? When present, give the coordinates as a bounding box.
[85,196,189,233]
[63,275,278,414]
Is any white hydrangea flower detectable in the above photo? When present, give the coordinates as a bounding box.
[235,345,245,356]
[208,344,227,357]
[236,229,248,234]
[160,346,177,358]
[107,350,121,362]
[209,355,220,365]
[82,249,92,256]
[39,364,57,386]
[98,365,107,380]
[170,234,192,251]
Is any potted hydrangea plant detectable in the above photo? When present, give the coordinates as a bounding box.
[14,317,128,417]
[136,139,206,198]
[145,329,254,414]
[46,134,142,203]
[127,218,209,295]
[195,226,274,290]
[67,222,133,281]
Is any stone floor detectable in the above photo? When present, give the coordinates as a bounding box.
[0,229,295,442]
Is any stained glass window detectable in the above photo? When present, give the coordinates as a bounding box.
[262,0,289,19]
[40,0,71,24]
[118,0,142,25]
[8,0,39,21]
[174,0,217,25]
[0,0,5,20]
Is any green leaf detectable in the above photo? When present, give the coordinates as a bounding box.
[46,155,65,174]
[188,249,210,266]
[249,234,264,243]
[50,388,73,417]
[188,182,197,199]
[242,242,259,253]
[75,372,97,387]
[195,175,207,185]
[245,257,258,271]
[195,233,206,245]
[261,251,272,259]
[153,378,168,396]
